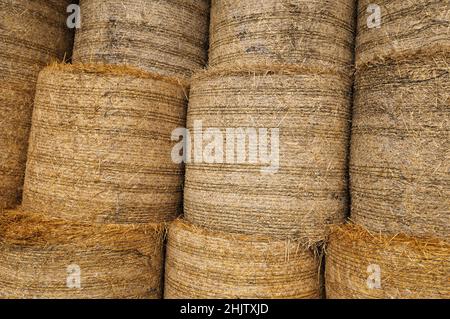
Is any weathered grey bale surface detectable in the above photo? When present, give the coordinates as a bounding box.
[184,65,352,244]
[209,0,355,71]
[0,209,164,299]
[351,53,449,238]
[73,0,210,78]
[164,219,321,299]
[325,224,450,299]
[22,63,188,224]
[356,0,450,67]
[0,0,73,209]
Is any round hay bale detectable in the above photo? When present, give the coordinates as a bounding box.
[356,0,450,67]
[0,0,73,209]
[164,219,321,299]
[73,0,210,79]
[22,63,188,224]
[184,65,352,244]
[209,0,355,71]
[351,53,449,238]
[0,209,164,299]
[325,224,450,299]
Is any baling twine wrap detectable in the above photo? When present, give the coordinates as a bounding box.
[22,63,188,224]
[0,0,73,208]
[164,219,321,299]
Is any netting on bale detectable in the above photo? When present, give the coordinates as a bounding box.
[183,64,352,244]
[325,224,450,299]
[209,0,355,71]
[356,0,450,67]
[73,0,210,78]
[22,63,188,224]
[0,0,73,209]
[164,219,321,299]
[0,209,164,299]
[350,52,449,238]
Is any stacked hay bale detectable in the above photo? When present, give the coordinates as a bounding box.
[0,0,73,209]
[326,0,450,298]
[0,0,210,298]
[165,0,356,299]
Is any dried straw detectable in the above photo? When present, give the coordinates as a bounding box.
[0,209,165,299]
[325,224,450,299]
[209,0,356,71]
[22,63,188,224]
[164,219,321,299]
[184,64,352,244]
[0,0,73,209]
[356,0,450,67]
[351,52,449,238]
[73,0,210,78]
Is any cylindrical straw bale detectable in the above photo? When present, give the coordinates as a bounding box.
[351,53,449,238]
[0,0,73,209]
[73,0,210,78]
[22,63,188,224]
[164,219,321,299]
[209,0,356,71]
[184,65,352,244]
[356,0,450,67]
[0,209,164,299]
[325,224,450,299]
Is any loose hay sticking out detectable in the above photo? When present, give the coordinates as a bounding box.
[0,209,165,299]
[0,0,73,209]
[356,0,450,67]
[73,0,210,78]
[209,0,356,71]
[351,53,449,238]
[184,64,352,244]
[325,224,450,299]
[22,63,188,224]
[164,219,321,299]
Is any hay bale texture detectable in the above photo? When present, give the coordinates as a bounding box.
[356,0,450,67]
[73,0,210,78]
[0,0,73,209]
[209,0,355,71]
[184,65,352,244]
[351,53,449,238]
[0,209,164,299]
[22,63,188,224]
[325,224,450,299]
[164,219,320,299]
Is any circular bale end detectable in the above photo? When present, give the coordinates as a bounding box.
[0,0,73,209]
[164,219,321,299]
[73,0,210,78]
[184,64,352,243]
[22,63,188,224]
[356,0,450,67]
[351,53,449,238]
[325,224,450,299]
[0,209,165,299]
[209,0,355,71]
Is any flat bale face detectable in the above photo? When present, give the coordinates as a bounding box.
[183,67,352,243]
[164,220,321,299]
[351,54,450,238]
[325,225,450,299]
[73,0,210,78]
[22,64,188,224]
[356,0,450,67]
[209,0,355,71]
[0,0,73,209]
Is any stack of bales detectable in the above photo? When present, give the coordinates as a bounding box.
[164,0,356,298]
[326,0,450,299]
[0,0,73,209]
[0,0,210,298]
